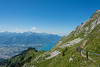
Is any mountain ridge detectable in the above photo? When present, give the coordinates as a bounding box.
[0,31,61,45]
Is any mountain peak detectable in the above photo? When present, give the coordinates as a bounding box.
[96,9,100,12]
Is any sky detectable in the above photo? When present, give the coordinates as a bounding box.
[0,0,100,36]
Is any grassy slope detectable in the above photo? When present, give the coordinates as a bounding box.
[34,24,100,67]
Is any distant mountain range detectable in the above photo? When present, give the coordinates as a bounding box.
[0,31,61,45]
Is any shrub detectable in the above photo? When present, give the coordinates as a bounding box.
[62,47,68,56]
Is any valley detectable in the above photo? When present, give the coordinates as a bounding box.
[0,32,61,60]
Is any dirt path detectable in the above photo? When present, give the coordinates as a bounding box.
[80,39,87,48]
[81,52,92,60]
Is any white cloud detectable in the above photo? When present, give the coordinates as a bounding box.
[45,30,68,36]
[16,28,19,31]
[30,27,37,31]
[14,27,37,33]
[15,28,24,33]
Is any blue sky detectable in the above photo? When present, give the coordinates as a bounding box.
[0,0,100,36]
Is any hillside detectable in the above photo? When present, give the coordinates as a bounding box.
[0,10,100,67]
[0,47,45,67]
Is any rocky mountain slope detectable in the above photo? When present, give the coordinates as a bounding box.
[0,10,100,67]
